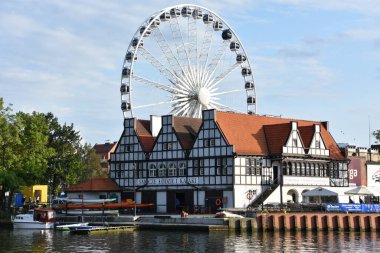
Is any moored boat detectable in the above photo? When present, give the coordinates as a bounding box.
[55,223,89,231]
[12,209,56,229]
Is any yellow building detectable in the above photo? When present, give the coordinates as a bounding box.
[20,185,48,204]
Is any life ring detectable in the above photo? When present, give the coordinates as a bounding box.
[215,198,222,206]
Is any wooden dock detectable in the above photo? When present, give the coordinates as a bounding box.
[69,225,136,234]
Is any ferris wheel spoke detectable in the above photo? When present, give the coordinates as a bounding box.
[138,47,178,85]
[187,14,197,67]
[210,63,240,88]
[204,40,229,81]
[169,15,191,67]
[213,89,245,96]
[152,26,185,78]
[198,24,214,67]
[133,75,175,93]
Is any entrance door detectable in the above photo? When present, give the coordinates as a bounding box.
[175,192,185,213]
[273,166,278,184]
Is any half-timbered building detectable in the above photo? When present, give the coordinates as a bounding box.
[110,109,349,213]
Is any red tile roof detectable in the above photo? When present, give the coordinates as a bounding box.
[298,125,315,148]
[93,142,117,154]
[135,120,154,152]
[215,111,345,160]
[263,123,291,155]
[66,178,121,192]
[173,116,203,150]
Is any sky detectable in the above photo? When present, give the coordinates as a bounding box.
[0,0,379,147]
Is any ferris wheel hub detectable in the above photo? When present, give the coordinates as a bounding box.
[198,87,211,107]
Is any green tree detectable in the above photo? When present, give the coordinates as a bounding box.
[1,99,54,210]
[44,113,83,197]
[15,112,55,185]
[374,130,380,144]
[0,98,19,209]
[79,143,108,182]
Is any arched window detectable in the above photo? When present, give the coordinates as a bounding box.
[306,163,310,176]
[282,162,288,175]
[315,163,319,177]
[296,163,301,175]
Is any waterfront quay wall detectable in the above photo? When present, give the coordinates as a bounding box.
[230,212,380,232]
[55,213,380,232]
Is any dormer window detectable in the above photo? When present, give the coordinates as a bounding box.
[292,138,298,147]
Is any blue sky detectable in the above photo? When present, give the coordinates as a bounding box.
[0,0,379,147]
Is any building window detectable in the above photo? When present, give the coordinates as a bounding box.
[179,163,186,176]
[193,159,204,176]
[315,140,320,149]
[158,164,166,177]
[296,163,301,175]
[126,145,133,152]
[292,138,298,147]
[168,163,177,177]
[163,142,173,150]
[329,162,348,187]
[149,164,157,177]
[246,158,260,175]
[204,138,215,147]
[216,158,227,175]
[133,163,143,179]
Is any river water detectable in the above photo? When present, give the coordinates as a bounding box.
[0,228,379,252]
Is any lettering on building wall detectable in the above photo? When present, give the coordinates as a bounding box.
[136,177,199,186]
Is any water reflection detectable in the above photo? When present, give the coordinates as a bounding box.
[0,229,379,252]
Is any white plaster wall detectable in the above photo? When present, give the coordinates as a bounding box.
[156,191,167,213]
[234,185,262,208]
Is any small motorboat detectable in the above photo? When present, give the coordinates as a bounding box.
[55,223,89,231]
[12,209,56,229]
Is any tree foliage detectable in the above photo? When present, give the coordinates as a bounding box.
[0,98,108,210]
[374,130,380,144]
[80,143,108,182]
[44,112,84,197]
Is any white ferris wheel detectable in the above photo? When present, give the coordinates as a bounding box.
[120,4,256,119]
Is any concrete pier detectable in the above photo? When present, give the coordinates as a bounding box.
[54,212,380,232]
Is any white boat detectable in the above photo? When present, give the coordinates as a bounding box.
[12,209,56,229]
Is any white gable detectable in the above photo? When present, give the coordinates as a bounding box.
[283,122,305,155]
[308,125,330,156]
